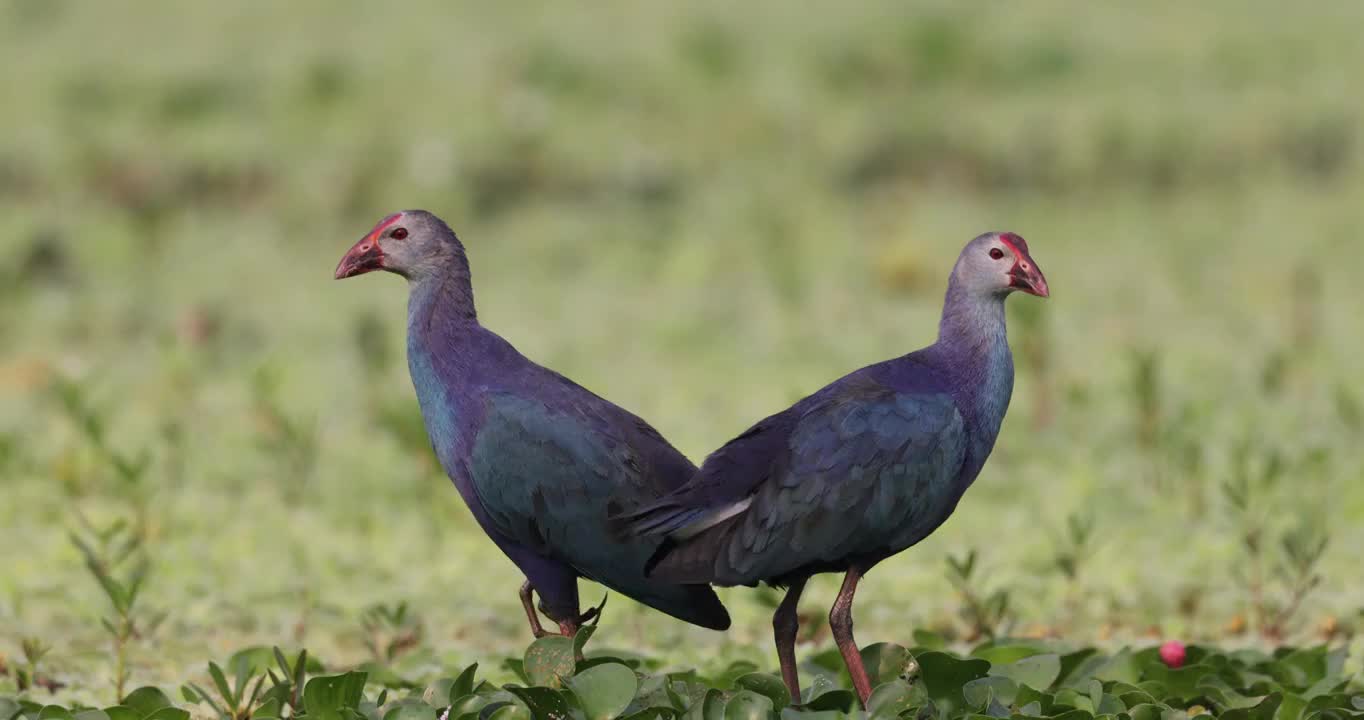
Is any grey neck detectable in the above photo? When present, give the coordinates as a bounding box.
[407,262,477,338]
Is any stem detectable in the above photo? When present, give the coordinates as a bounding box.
[1248,538,1266,636]
[954,583,995,641]
[1270,574,1314,636]
[114,617,131,701]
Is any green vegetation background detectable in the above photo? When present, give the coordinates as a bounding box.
[1,0,1362,703]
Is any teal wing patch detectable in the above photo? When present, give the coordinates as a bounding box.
[713,386,967,584]
[470,393,644,559]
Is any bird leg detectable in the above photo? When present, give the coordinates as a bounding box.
[772,576,809,706]
[518,581,552,639]
[830,567,872,707]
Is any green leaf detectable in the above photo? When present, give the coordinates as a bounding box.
[1221,693,1283,720]
[1303,677,1350,701]
[990,654,1060,691]
[96,569,129,614]
[1095,692,1126,715]
[860,643,914,687]
[916,651,990,717]
[382,703,437,720]
[1056,649,1103,688]
[665,675,697,711]
[121,688,173,719]
[1275,649,1330,691]
[503,687,570,719]
[574,624,598,658]
[141,710,188,720]
[1159,666,1217,701]
[712,662,760,690]
[1050,710,1097,720]
[733,674,788,711]
[303,672,369,717]
[450,664,480,704]
[423,678,456,708]
[254,697,283,719]
[1126,703,1167,720]
[100,707,139,720]
[501,659,529,687]
[565,662,638,720]
[964,676,1018,709]
[0,701,19,720]
[802,689,854,713]
[1053,688,1093,713]
[689,689,725,720]
[619,711,674,720]
[1304,694,1360,715]
[1197,675,1260,711]
[482,703,530,720]
[524,636,576,689]
[448,694,493,719]
[36,707,74,720]
[209,662,234,705]
[629,674,674,713]
[1276,694,1309,720]
[1088,649,1138,686]
[971,642,1048,666]
[720,691,770,720]
[1013,684,1053,716]
[74,710,111,720]
[866,679,924,720]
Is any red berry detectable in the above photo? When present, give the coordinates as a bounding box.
[1160,641,1187,668]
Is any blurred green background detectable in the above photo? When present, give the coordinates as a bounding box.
[2,0,1362,700]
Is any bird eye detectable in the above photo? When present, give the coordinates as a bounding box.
[391,227,408,240]
[989,248,1004,260]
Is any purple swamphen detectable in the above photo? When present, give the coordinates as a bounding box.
[335,210,729,637]
[617,232,1048,705]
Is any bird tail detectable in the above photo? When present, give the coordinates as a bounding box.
[638,516,746,586]
[610,498,709,538]
[617,580,730,631]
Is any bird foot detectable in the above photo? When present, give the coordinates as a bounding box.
[556,593,608,637]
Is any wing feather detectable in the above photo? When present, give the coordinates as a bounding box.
[650,382,969,586]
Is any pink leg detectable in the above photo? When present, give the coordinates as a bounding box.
[519,581,550,639]
[772,577,809,705]
[829,568,872,707]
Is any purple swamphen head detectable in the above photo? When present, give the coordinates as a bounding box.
[953,231,1050,299]
[334,210,461,281]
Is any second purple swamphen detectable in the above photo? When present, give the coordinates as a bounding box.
[618,232,1049,706]
[335,210,729,637]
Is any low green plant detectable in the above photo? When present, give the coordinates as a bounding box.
[360,603,424,666]
[6,639,1364,719]
[945,550,1014,642]
[1223,446,1330,640]
[1050,512,1095,624]
[0,433,19,479]
[0,638,55,694]
[52,378,155,534]
[69,517,165,701]
[251,366,319,499]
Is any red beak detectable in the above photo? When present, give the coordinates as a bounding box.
[334,236,384,279]
[1008,257,1049,297]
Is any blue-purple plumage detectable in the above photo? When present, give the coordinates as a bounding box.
[338,210,729,633]
[624,277,1018,587]
[613,230,1048,705]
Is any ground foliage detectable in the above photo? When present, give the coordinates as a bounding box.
[3,630,1363,720]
